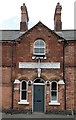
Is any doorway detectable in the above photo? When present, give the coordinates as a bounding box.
[33,78,45,112]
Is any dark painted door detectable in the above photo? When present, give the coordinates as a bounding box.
[33,85,45,112]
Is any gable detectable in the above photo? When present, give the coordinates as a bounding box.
[17,21,63,41]
[16,21,64,63]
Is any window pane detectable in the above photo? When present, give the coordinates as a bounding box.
[40,48,44,53]
[39,40,44,46]
[22,91,27,100]
[35,40,45,47]
[51,91,57,101]
[51,82,57,101]
[22,81,26,90]
[34,48,40,53]
[35,40,40,46]
[34,78,44,83]
[51,82,57,90]
[34,48,44,54]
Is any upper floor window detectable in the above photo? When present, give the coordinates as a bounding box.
[51,81,58,102]
[33,39,46,56]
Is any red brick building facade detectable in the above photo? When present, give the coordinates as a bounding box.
[0,3,76,113]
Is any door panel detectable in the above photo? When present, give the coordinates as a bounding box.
[33,85,45,112]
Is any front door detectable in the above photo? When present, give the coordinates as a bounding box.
[33,84,45,112]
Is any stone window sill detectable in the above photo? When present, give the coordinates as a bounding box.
[18,101,29,105]
[49,102,60,106]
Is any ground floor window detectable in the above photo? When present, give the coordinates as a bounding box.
[51,81,58,102]
[18,80,29,105]
[20,80,28,101]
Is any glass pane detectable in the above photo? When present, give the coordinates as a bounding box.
[40,48,44,53]
[34,48,44,54]
[51,82,57,90]
[51,91,57,101]
[34,48,40,53]
[35,40,40,46]
[34,78,44,83]
[35,40,45,47]
[22,81,26,90]
[21,91,27,100]
[39,40,44,46]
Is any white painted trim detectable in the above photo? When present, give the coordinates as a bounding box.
[32,84,33,112]
[49,102,60,106]
[44,84,46,112]
[19,62,60,69]
[50,81,58,103]
[20,80,28,102]
[18,101,29,105]
[14,79,20,84]
[19,81,29,105]
[33,83,45,85]
[58,80,65,85]
[57,82,58,102]
[32,56,47,60]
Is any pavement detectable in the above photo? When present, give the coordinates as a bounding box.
[0,112,75,120]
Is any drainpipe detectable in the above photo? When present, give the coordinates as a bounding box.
[63,39,68,110]
[10,41,15,113]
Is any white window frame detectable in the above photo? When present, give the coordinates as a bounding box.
[33,39,46,56]
[51,81,58,102]
[49,81,60,105]
[18,80,29,105]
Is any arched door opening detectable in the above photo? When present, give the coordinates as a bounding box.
[33,78,45,112]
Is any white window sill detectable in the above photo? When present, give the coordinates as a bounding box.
[49,102,60,106]
[18,101,29,105]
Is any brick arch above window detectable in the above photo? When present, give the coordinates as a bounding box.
[49,75,60,81]
[30,74,48,81]
[17,75,28,81]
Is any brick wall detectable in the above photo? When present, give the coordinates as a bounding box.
[2,67,12,109]
[74,42,76,109]
[65,42,75,110]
